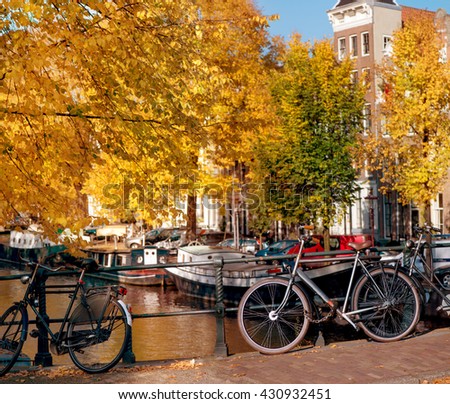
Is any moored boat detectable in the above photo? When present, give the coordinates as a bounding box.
[165,246,356,305]
[0,229,66,268]
[165,246,283,304]
[84,245,172,286]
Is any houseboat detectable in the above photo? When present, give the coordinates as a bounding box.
[85,245,172,286]
[164,246,284,304]
[0,229,65,268]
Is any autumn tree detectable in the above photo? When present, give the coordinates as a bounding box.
[362,11,450,225]
[251,36,365,248]
[0,0,276,241]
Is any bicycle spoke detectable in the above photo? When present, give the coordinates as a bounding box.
[353,268,420,342]
[0,305,27,377]
[238,278,311,354]
[68,297,130,373]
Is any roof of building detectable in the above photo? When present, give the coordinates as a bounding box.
[401,6,435,22]
[334,0,398,7]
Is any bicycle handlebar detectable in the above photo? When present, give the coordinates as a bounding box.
[19,258,65,272]
[21,256,99,273]
[297,224,314,241]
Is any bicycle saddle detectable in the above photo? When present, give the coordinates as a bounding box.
[79,258,99,272]
[347,241,373,252]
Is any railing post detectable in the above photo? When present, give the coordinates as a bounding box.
[34,268,53,367]
[213,256,229,357]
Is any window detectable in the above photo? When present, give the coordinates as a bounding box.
[356,189,363,229]
[338,37,346,60]
[362,103,371,134]
[350,70,358,84]
[383,35,392,55]
[435,193,444,232]
[362,32,370,56]
[350,35,358,58]
[117,255,126,266]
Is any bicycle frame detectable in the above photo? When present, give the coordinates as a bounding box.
[277,238,397,330]
[19,264,117,352]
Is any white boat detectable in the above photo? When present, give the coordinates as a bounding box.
[166,246,284,304]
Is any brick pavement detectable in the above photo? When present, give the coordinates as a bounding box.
[0,327,449,384]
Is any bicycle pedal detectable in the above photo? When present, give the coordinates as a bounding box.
[30,329,40,338]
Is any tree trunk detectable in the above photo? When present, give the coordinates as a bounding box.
[323,226,331,252]
[187,193,197,242]
[75,182,89,217]
[422,201,433,276]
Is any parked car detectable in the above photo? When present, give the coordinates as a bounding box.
[288,234,373,255]
[154,229,185,253]
[255,239,300,264]
[125,229,157,249]
[216,238,258,254]
[286,234,373,268]
[125,228,182,249]
[196,230,232,246]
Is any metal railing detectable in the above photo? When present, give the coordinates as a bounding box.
[1,242,445,369]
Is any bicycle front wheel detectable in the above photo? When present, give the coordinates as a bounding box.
[352,267,421,342]
[0,304,28,377]
[68,297,130,373]
[238,278,311,354]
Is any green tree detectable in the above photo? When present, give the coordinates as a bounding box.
[252,36,365,248]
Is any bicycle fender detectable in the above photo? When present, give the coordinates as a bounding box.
[117,299,132,326]
[21,305,29,341]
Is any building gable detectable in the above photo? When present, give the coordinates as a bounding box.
[333,0,398,8]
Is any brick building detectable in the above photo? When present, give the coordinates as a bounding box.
[327,0,450,242]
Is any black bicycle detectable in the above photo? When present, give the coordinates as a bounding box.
[0,260,132,376]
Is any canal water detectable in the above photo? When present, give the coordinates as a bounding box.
[0,266,253,365]
[3,265,447,367]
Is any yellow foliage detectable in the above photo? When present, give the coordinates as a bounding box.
[0,0,276,237]
[358,12,450,212]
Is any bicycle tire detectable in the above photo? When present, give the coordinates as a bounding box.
[352,267,421,342]
[0,304,28,377]
[238,278,311,354]
[68,296,130,373]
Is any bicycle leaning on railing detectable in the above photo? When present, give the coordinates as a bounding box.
[403,224,450,318]
[0,260,132,376]
[237,228,422,354]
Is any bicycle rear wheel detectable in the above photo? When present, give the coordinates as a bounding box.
[0,304,28,377]
[68,296,130,373]
[238,278,311,354]
[352,267,421,342]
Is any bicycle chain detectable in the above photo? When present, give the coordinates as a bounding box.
[305,307,336,324]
